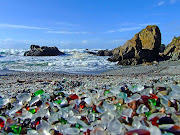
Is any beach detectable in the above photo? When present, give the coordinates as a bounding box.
[0,60,180,134]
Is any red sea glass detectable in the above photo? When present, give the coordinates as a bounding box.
[150,116,159,127]
[69,94,79,100]
[149,94,158,100]
[125,129,150,135]
[0,118,5,128]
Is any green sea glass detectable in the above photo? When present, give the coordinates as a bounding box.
[60,117,67,124]
[104,90,110,95]
[11,124,22,134]
[75,123,82,129]
[29,109,36,114]
[148,99,156,106]
[54,100,62,104]
[33,89,44,96]
[145,111,151,118]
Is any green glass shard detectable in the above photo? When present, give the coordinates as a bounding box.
[33,89,44,96]
[148,99,156,106]
[11,124,22,134]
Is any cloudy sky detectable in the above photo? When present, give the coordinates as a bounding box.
[0,0,180,49]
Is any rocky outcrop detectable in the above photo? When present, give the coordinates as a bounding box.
[108,25,161,65]
[24,45,65,56]
[96,50,113,56]
[163,36,180,60]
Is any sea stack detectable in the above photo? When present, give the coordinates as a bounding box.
[107,25,161,65]
[24,45,65,56]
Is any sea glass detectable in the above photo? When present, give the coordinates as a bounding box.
[27,129,38,135]
[148,99,156,106]
[29,108,36,114]
[125,129,150,135]
[107,119,122,134]
[60,117,67,124]
[0,116,6,128]
[64,127,80,134]
[11,124,22,134]
[104,90,110,95]
[122,108,133,117]
[69,94,79,100]
[149,126,162,135]
[33,89,44,97]
[129,85,144,92]
[131,93,141,101]
[54,99,62,104]
[119,92,127,100]
[0,98,9,107]
[145,112,151,118]
[136,104,149,114]
[17,93,31,103]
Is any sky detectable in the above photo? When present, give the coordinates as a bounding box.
[0,0,180,49]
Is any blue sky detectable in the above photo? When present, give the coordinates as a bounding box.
[0,0,180,49]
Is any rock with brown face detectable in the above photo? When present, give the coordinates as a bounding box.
[24,45,65,56]
[163,36,180,60]
[108,25,161,65]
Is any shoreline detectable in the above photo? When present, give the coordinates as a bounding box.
[1,60,180,76]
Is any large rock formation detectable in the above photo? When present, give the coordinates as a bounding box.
[163,36,180,60]
[24,45,65,56]
[107,25,161,65]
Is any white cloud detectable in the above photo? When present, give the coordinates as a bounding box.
[47,30,88,34]
[0,24,49,30]
[117,27,142,32]
[157,0,178,6]
[157,1,165,6]
[105,26,142,33]
[170,0,177,4]
[105,30,116,33]
[56,22,80,27]
[81,40,88,44]
[139,23,160,26]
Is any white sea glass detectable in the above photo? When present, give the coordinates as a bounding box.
[17,93,31,103]
[136,104,149,114]
[122,108,133,117]
[0,98,9,107]
[107,119,122,134]
[64,127,80,134]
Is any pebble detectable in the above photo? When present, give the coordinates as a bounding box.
[0,74,179,134]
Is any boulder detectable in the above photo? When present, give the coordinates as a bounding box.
[163,36,180,60]
[24,45,65,56]
[86,51,97,55]
[96,50,113,56]
[108,25,161,65]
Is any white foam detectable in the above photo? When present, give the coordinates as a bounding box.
[0,49,118,73]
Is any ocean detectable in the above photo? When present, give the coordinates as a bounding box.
[0,48,119,74]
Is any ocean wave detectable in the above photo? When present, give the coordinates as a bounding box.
[0,48,118,73]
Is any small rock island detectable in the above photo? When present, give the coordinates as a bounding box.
[24,45,65,56]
